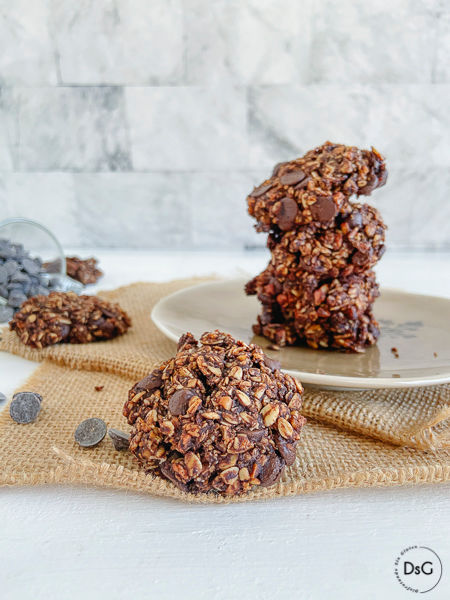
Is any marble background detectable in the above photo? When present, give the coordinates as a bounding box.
[0,0,449,250]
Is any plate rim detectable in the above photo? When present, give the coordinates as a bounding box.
[151,279,450,390]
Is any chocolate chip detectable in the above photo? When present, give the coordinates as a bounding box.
[0,392,7,404]
[8,291,27,308]
[0,306,13,322]
[260,454,284,487]
[272,162,287,177]
[294,176,310,190]
[274,197,298,231]
[22,391,43,404]
[74,418,107,448]
[21,258,40,276]
[4,260,18,277]
[135,370,162,392]
[240,428,266,443]
[108,428,130,451]
[310,196,337,224]
[279,169,307,186]
[264,356,281,371]
[168,389,195,416]
[275,434,297,466]
[11,271,30,284]
[249,182,273,198]
[358,174,377,195]
[10,392,41,424]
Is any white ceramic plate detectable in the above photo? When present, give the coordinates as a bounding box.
[151,278,450,390]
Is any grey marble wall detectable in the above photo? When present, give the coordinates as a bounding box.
[0,0,449,250]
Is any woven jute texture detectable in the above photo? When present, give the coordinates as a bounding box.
[0,279,449,504]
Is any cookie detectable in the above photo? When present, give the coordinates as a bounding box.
[267,203,386,279]
[10,291,131,348]
[248,268,380,352]
[247,142,387,233]
[123,330,306,496]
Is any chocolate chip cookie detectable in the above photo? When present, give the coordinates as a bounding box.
[10,291,131,348]
[246,142,387,352]
[248,142,387,234]
[123,330,306,496]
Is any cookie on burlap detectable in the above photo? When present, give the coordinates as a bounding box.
[9,291,131,348]
[123,330,306,496]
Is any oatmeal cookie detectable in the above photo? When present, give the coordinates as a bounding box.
[123,330,306,496]
[267,203,386,279]
[10,291,131,348]
[247,268,380,352]
[247,142,387,233]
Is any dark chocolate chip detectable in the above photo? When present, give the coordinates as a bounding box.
[294,176,310,190]
[274,197,298,231]
[240,428,266,443]
[272,162,287,177]
[264,356,281,371]
[74,417,107,448]
[0,306,13,322]
[160,461,189,491]
[135,370,163,392]
[0,392,7,404]
[249,182,273,198]
[11,271,29,284]
[168,389,195,416]
[358,174,377,195]
[108,428,130,451]
[8,291,27,308]
[19,390,43,404]
[279,169,307,186]
[259,453,284,487]
[310,196,337,223]
[10,392,41,424]
[4,259,18,277]
[21,258,40,276]
[275,434,297,466]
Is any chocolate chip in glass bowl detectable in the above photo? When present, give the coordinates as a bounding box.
[0,306,14,323]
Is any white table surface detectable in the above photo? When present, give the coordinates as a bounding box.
[1,249,449,600]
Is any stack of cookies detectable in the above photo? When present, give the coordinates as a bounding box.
[245,142,388,352]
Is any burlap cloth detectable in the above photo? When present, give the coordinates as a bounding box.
[0,279,449,503]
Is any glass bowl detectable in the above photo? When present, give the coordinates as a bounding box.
[0,218,83,318]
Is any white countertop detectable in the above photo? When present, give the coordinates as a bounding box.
[1,249,449,600]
